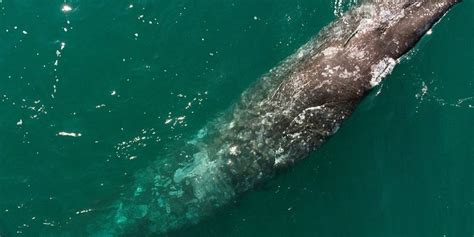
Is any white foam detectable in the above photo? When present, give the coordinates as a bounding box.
[58,131,82,137]
[61,4,72,12]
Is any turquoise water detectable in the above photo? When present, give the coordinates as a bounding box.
[0,0,473,236]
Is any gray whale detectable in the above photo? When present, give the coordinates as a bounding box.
[91,0,461,235]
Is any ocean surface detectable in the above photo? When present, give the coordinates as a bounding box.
[0,0,473,236]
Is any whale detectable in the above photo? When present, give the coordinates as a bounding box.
[90,0,462,235]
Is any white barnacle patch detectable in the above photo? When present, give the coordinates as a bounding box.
[378,8,405,27]
[296,47,310,59]
[322,47,340,57]
[348,49,367,60]
[274,157,284,166]
[314,80,330,89]
[229,145,240,156]
[292,105,325,125]
[370,57,397,88]
[274,152,290,167]
[276,147,284,155]
[357,18,376,34]
[322,65,334,77]
[339,68,356,79]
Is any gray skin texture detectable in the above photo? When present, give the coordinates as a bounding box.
[91,0,461,236]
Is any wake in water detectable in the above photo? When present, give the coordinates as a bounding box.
[415,81,474,110]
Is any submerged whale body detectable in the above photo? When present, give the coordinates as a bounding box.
[92,0,461,235]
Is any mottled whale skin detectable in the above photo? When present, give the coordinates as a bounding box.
[91,0,461,235]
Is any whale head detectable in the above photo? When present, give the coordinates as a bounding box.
[374,0,462,58]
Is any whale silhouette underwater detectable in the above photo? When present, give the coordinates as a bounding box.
[89,0,462,236]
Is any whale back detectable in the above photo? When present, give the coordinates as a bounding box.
[90,1,462,236]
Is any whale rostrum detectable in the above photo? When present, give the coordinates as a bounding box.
[91,0,461,235]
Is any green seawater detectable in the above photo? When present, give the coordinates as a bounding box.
[0,0,473,236]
